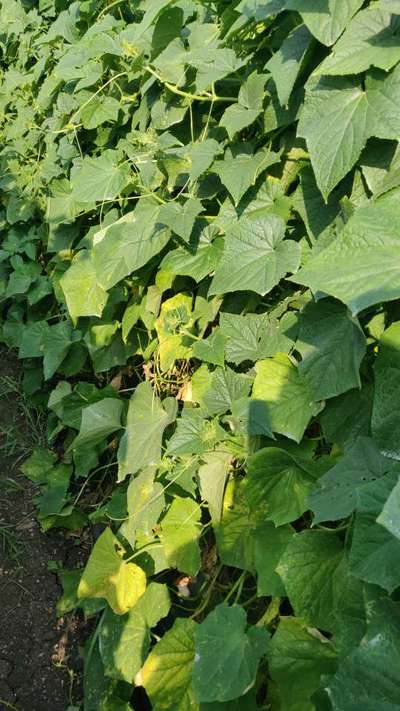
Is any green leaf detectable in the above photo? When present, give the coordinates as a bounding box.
[37,462,72,520]
[189,47,244,93]
[290,188,400,313]
[296,299,366,400]
[71,398,124,450]
[192,329,226,367]
[80,95,120,129]
[316,5,400,75]
[320,384,374,449]
[212,147,281,205]
[366,64,400,141]
[160,496,201,575]
[57,569,105,618]
[70,150,130,203]
[267,617,337,711]
[298,76,368,199]
[219,103,262,140]
[119,466,165,548]
[245,447,321,525]
[20,448,57,485]
[266,25,312,106]
[253,522,293,596]
[193,603,268,703]
[92,198,171,291]
[377,475,400,540]
[161,229,224,283]
[220,311,295,365]
[215,479,256,571]
[372,368,400,460]
[78,528,146,615]
[100,606,149,683]
[252,354,322,442]
[186,139,222,182]
[292,165,341,239]
[159,199,203,242]
[285,0,364,46]
[309,437,392,524]
[167,408,226,456]
[60,250,108,322]
[349,471,400,592]
[331,557,371,656]
[142,618,198,711]
[99,583,171,682]
[327,598,400,711]
[117,382,173,482]
[209,215,300,296]
[202,367,252,416]
[276,531,343,631]
[220,72,267,138]
[42,321,76,380]
[198,448,232,525]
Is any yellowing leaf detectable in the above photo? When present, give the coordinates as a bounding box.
[78,528,146,614]
[155,293,194,371]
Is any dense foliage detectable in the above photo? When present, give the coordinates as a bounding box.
[2,0,400,708]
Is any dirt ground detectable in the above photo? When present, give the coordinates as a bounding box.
[0,350,85,711]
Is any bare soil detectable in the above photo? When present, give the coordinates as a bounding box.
[0,350,85,711]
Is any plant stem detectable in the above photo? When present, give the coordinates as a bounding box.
[146,65,237,103]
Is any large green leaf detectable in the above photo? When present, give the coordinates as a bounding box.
[316,5,400,75]
[220,311,295,365]
[276,531,343,631]
[160,497,201,575]
[296,299,366,400]
[142,618,198,711]
[309,437,392,524]
[192,603,268,703]
[266,25,312,106]
[198,449,232,524]
[99,583,171,682]
[377,475,400,540]
[167,407,227,456]
[70,150,130,203]
[253,522,293,596]
[349,471,400,592]
[320,385,374,449]
[327,598,400,711]
[285,0,364,46]
[92,198,171,291]
[211,147,281,205]
[220,72,267,138]
[202,366,252,416]
[292,165,341,239]
[298,76,368,199]
[60,250,108,322]
[117,382,173,482]
[372,363,400,459]
[245,447,321,525]
[290,189,400,313]
[42,321,77,380]
[252,354,322,442]
[215,479,256,571]
[159,198,203,242]
[71,398,124,450]
[161,229,224,283]
[119,466,165,547]
[267,617,337,711]
[209,215,300,296]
